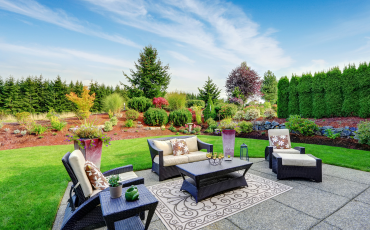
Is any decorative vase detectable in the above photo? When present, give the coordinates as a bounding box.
[74,138,103,169]
[222,129,236,160]
[110,185,122,198]
[125,185,139,201]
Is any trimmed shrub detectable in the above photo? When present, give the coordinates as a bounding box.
[214,103,226,116]
[125,119,134,128]
[277,76,289,118]
[245,108,260,120]
[110,116,118,126]
[166,91,186,111]
[358,63,370,118]
[263,101,271,109]
[285,115,319,136]
[288,75,300,116]
[204,97,217,120]
[102,93,124,114]
[125,109,139,120]
[239,121,253,133]
[152,97,169,109]
[342,64,359,117]
[219,104,238,119]
[104,121,113,131]
[128,97,152,112]
[169,109,192,126]
[233,111,245,121]
[312,71,327,118]
[325,67,343,117]
[187,100,205,108]
[264,108,276,119]
[298,73,313,118]
[50,116,67,131]
[144,108,168,126]
[355,120,370,145]
[31,124,47,135]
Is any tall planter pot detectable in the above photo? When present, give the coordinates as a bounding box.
[74,138,103,169]
[222,129,236,160]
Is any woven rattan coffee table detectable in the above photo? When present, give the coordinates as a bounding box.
[176,159,253,202]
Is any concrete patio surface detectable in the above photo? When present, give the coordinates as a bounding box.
[53,158,370,230]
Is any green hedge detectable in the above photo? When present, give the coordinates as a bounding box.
[277,76,289,118]
[342,64,359,117]
[312,72,327,118]
[325,67,342,117]
[358,63,370,118]
[298,73,313,118]
[144,108,168,126]
[186,100,205,108]
[128,97,152,112]
[168,108,192,126]
[288,75,300,115]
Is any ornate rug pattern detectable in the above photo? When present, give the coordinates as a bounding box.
[147,173,292,230]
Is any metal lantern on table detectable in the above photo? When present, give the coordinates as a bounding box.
[240,143,249,161]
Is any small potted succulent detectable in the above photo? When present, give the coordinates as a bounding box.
[108,175,122,198]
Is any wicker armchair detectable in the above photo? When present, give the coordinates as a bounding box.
[264,129,305,169]
[61,151,144,230]
[147,136,213,181]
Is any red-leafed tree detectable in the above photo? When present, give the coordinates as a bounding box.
[153,97,169,109]
[225,62,262,100]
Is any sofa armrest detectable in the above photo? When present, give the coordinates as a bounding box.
[266,146,274,169]
[197,139,213,153]
[147,139,164,166]
[293,147,305,154]
[103,165,133,176]
[121,177,144,187]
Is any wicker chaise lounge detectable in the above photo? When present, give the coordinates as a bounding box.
[61,150,144,230]
[147,136,213,181]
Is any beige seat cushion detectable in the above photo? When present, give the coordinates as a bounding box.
[178,136,198,152]
[273,148,300,154]
[153,140,173,156]
[153,155,189,166]
[278,154,316,167]
[106,171,138,183]
[69,150,93,198]
[187,151,207,163]
[268,129,291,148]
[90,189,102,197]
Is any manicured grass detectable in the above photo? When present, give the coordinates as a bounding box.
[1,135,369,229]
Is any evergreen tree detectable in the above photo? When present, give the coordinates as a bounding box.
[44,80,56,112]
[298,73,313,118]
[260,70,278,104]
[203,97,216,120]
[21,76,38,113]
[122,45,171,99]
[341,64,359,117]
[89,81,102,112]
[277,76,289,118]
[0,77,4,108]
[358,62,370,118]
[2,76,21,114]
[67,81,76,111]
[53,76,69,112]
[198,76,221,103]
[288,75,300,116]
[325,67,343,117]
[312,71,327,118]
[74,80,84,97]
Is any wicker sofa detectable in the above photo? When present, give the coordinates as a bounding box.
[147,136,213,181]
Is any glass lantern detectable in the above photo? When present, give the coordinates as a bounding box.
[240,143,249,161]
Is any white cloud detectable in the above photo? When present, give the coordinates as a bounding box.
[167,51,195,64]
[0,0,139,47]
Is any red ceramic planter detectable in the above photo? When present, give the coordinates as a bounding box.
[74,138,103,169]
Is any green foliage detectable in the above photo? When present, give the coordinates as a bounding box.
[122,45,171,99]
[358,63,370,118]
[110,116,118,126]
[218,104,238,119]
[239,121,253,133]
[102,93,124,114]
[324,129,340,139]
[341,64,359,117]
[325,67,343,117]
[198,76,221,102]
[245,109,260,120]
[233,110,245,121]
[31,124,48,135]
[168,109,192,126]
[15,112,31,124]
[125,120,134,128]
[312,72,327,118]
[0,122,3,129]
[261,70,278,104]
[187,100,205,108]
[108,110,114,119]
[168,123,177,132]
[104,121,113,131]
[144,108,168,126]
[176,132,179,135]
[128,97,152,112]
[108,175,120,187]
[263,101,271,109]
[193,125,201,132]
[285,115,319,136]
[50,116,67,131]
[277,76,289,118]
[217,118,240,133]
[204,97,217,121]
[264,108,276,119]
[288,75,300,116]
[125,109,139,120]
[166,91,187,111]
[14,129,20,134]
[356,120,370,145]
[298,73,313,118]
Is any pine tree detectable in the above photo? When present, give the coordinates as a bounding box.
[35,76,48,113]
[44,80,57,112]
[298,73,313,118]
[288,75,300,116]
[203,97,216,120]
[312,71,327,118]
[277,76,289,118]
[261,70,278,104]
[89,81,101,112]
[198,76,221,103]
[0,77,4,108]
[358,62,370,118]
[122,45,171,99]
[53,76,69,112]
[341,64,359,117]
[21,76,38,113]
[74,80,84,97]
[3,76,21,114]
[325,67,343,117]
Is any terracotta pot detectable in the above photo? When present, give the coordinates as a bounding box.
[110,185,122,198]
[222,129,236,160]
[74,138,103,169]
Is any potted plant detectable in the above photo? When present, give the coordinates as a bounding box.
[217,118,240,160]
[66,119,111,169]
[108,175,122,198]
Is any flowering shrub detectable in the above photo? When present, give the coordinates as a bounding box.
[285,115,319,136]
[245,109,260,120]
[66,86,95,119]
[193,124,201,132]
[233,111,245,121]
[66,120,111,148]
[355,121,370,145]
[153,97,169,109]
[219,104,238,119]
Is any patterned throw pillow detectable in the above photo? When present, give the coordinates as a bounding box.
[170,139,190,156]
[84,161,109,190]
[270,135,290,149]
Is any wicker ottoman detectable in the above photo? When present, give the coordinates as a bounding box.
[272,152,322,182]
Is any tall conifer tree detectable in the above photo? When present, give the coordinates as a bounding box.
[325,67,342,117]
[198,76,221,103]
[3,76,21,113]
[260,70,278,104]
[358,62,370,118]
[21,76,38,113]
[341,64,359,117]
[312,72,327,118]
[277,76,289,118]
[288,75,300,116]
[298,73,313,118]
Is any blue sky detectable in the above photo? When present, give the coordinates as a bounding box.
[0,0,369,98]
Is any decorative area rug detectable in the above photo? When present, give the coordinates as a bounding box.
[147,173,292,230]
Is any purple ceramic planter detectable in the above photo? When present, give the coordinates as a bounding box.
[74,138,103,169]
[222,129,236,160]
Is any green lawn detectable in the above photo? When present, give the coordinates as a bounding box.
[1,135,369,229]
